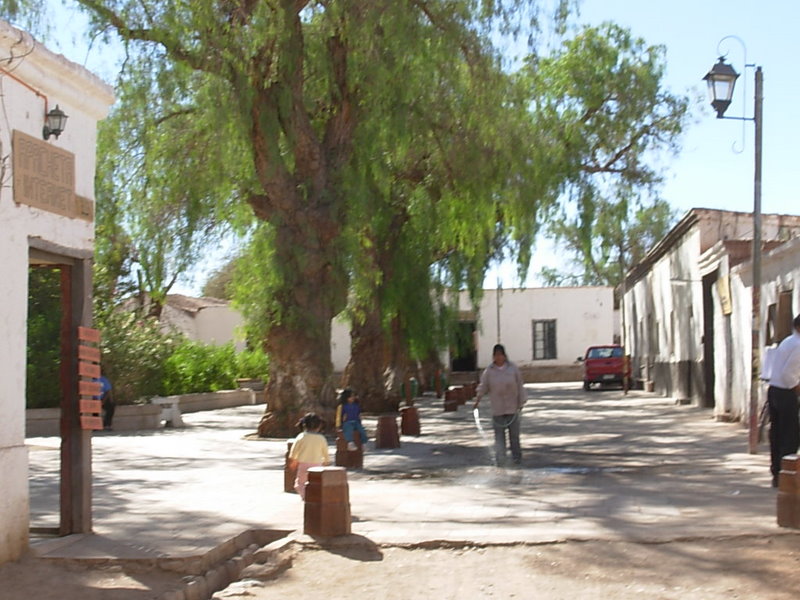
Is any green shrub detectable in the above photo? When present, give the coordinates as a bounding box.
[162,340,269,396]
[162,340,237,395]
[99,311,179,404]
[235,346,270,381]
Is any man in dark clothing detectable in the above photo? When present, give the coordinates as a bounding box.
[767,314,800,487]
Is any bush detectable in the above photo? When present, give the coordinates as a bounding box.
[162,340,238,395]
[235,345,270,381]
[100,311,178,404]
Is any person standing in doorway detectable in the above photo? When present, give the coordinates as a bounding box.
[767,314,800,487]
[99,374,115,430]
[473,344,527,466]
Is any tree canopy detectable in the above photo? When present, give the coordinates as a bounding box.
[524,23,689,287]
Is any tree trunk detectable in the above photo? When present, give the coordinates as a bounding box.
[418,350,443,393]
[256,224,345,437]
[342,309,391,414]
[382,316,412,408]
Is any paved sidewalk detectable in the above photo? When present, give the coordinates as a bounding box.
[26,383,782,564]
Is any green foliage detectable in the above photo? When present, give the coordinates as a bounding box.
[234,346,270,381]
[540,196,678,287]
[1,0,47,31]
[161,339,268,396]
[162,340,237,395]
[26,268,62,409]
[99,311,178,404]
[521,22,689,288]
[201,258,238,300]
[94,50,251,316]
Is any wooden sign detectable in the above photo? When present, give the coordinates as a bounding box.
[11,130,93,222]
[77,326,103,431]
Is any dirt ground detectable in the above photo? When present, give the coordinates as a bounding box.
[4,534,800,600]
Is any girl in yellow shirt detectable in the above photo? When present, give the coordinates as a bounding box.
[287,413,330,499]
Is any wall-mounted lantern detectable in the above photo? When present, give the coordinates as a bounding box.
[43,105,68,140]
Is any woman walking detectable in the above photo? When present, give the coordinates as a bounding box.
[473,344,527,466]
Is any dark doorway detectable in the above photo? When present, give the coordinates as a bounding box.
[26,265,65,534]
[701,271,717,408]
[451,321,477,372]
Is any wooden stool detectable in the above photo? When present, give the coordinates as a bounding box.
[335,429,363,469]
[304,467,351,537]
[375,414,400,448]
[284,441,297,493]
[400,405,420,436]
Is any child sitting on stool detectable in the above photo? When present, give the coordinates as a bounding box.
[336,388,369,451]
[287,413,330,500]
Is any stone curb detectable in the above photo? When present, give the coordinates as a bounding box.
[161,532,297,600]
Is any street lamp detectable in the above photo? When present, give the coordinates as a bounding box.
[703,58,740,118]
[703,44,763,454]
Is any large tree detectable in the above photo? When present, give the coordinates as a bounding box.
[339,61,549,408]
[540,195,676,287]
[67,0,566,434]
[342,21,689,403]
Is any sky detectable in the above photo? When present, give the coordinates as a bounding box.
[41,0,800,294]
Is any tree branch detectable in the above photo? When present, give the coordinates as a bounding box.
[76,0,221,73]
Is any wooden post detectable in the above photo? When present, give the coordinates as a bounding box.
[303,467,351,537]
[375,414,400,448]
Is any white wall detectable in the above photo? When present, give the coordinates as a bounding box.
[0,20,113,563]
[623,228,704,397]
[328,287,615,374]
[466,287,615,369]
[331,315,350,373]
[193,306,246,351]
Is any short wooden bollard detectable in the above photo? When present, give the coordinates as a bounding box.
[284,441,297,493]
[375,414,400,448]
[335,430,363,469]
[455,386,467,406]
[304,467,351,537]
[777,454,800,529]
[400,405,421,436]
[443,389,458,412]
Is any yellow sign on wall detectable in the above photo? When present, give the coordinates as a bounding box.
[11,129,93,222]
[717,275,733,316]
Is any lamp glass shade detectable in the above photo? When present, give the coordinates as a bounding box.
[703,58,739,104]
[45,105,68,137]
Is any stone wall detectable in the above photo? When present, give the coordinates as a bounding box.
[25,388,266,437]
[519,364,583,383]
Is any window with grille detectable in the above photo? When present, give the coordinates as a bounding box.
[532,319,557,360]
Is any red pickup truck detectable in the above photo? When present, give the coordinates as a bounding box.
[581,345,630,390]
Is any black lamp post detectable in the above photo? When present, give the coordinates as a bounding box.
[43,104,68,140]
[703,51,763,454]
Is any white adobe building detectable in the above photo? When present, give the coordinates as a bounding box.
[622,208,800,415]
[332,286,617,381]
[0,20,114,562]
[161,294,246,351]
[703,234,800,421]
